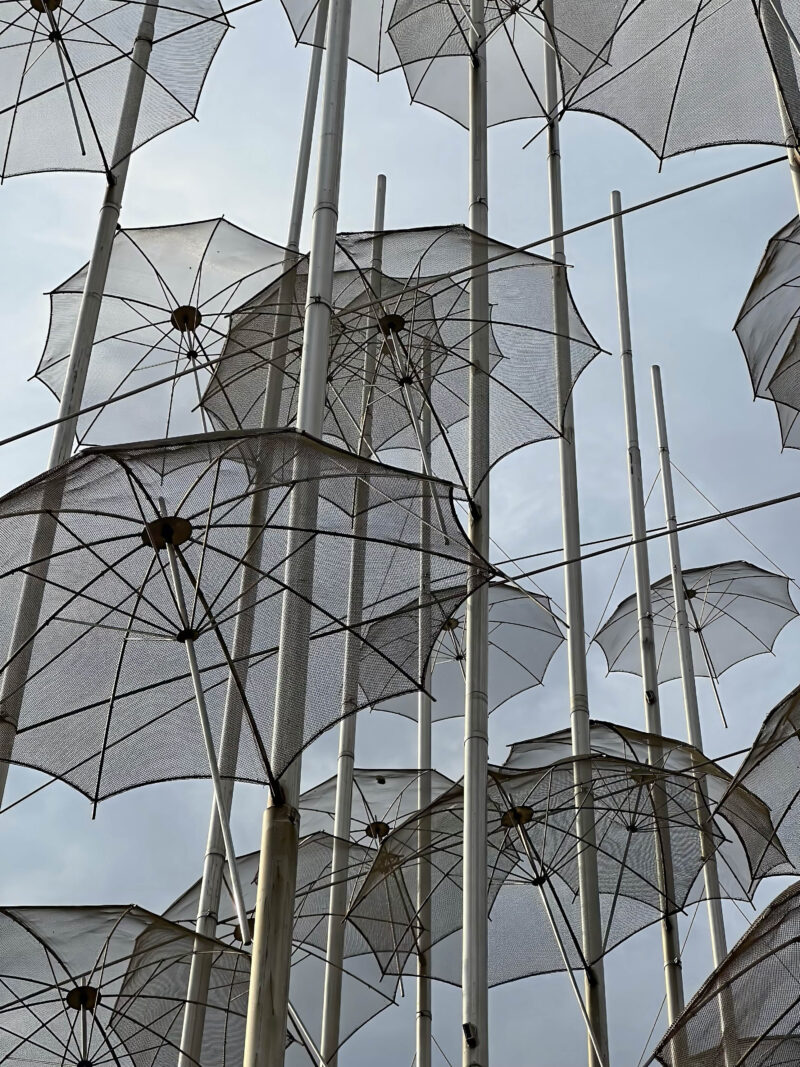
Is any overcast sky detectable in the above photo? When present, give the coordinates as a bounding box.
[1,5,800,1065]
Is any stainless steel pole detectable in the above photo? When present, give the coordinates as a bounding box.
[318,173,386,1067]
[610,194,685,1028]
[243,0,354,1060]
[542,5,609,1063]
[763,0,800,213]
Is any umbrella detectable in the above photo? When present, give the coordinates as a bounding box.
[649,880,800,1067]
[736,216,800,450]
[0,904,253,1067]
[369,581,565,722]
[201,224,603,489]
[0,0,228,179]
[35,220,292,446]
[594,561,798,686]
[566,0,800,162]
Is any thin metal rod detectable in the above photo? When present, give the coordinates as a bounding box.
[288,1002,323,1064]
[543,6,609,1065]
[610,192,685,1030]
[462,0,490,1062]
[319,173,386,1067]
[651,364,735,1066]
[243,0,354,1058]
[176,14,327,1064]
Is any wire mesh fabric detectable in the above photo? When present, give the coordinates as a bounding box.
[565,0,800,161]
[649,880,800,1067]
[369,581,564,721]
[201,225,602,490]
[277,0,401,73]
[0,0,227,178]
[594,560,797,684]
[35,220,292,445]
[0,427,481,798]
[0,904,249,1067]
[736,216,800,450]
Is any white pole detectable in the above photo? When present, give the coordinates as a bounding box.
[762,0,800,213]
[542,4,609,1064]
[610,193,685,1028]
[0,0,158,805]
[243,0,354,1059]
[176,20,327,1065]
[651,365,735,1064]
[462,0,490,1062]
[318,173,386,1067]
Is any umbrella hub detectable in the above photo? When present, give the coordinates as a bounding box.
[685,588,697,599]
[171,305,203,333]
[141,515,193,551]
[441,616,460,632]
[378,313,405,336]
[500,804,533,828]
[530,869,549,887]
[30,0,61,11]
[66,986,99,1012]
[365,820,391,840]
[233,917,253,944]
[76,1061,93,1067]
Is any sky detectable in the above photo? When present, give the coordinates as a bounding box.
[1,4,800,1066]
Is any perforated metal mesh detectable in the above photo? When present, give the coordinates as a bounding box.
[568,0,800,161]
[0,0,227,178]
[651,881,800,1067]
[0,428,480,796]
[35,220,291,445]
[595,561,797,683]
[0,905,248,1067]
[201,225,601,489]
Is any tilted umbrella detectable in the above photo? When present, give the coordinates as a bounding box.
[369,581,565,722]
[735,216,800,450]
[594,561,798,687]
[649,880,800,1067]
[35,220,292,446]
[0,0,228,179]
[0,905,254,1067]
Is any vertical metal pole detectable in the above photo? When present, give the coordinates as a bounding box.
[762,0,800,213]
[0,0,158,805]
[542,4,609,1064]
[652,365,735,1065]
[610,194,685,1029]
[177,21,327,1065]
[243,0,353,1060]
[462,0,490,1063]
[318,174,386,1067]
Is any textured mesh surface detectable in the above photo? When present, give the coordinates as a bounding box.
[0,0,227,178]
[386,0,627,128]
[736,216,800,450]
[371,581,564,721]
[347,722,759,986]
[201,225,601,488]
[35,220,291,446]
[0,428,480,796]
[651,881,800,1067]
[595,560,797,683]
[568,0,800,160]
[0,905,247,1067]
[278,0,400,73]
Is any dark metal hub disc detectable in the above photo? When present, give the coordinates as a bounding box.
[171,305,203,333]
[365,820,391,840]
[500,804,533,828]
[233,918,253,944]
[441,616,460,631]
[30,0,61,11]
[378,313,405,335]
[66,986,99,1011]
[141,515,193,550]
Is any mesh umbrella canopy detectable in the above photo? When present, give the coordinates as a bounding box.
[164,831,401,1059]
[0,905,251,1067]
[594,561,797,684]
[201,225,602,489]
[0,427,480,798]
[346,721,773,986]
[650,881,800,1067]
[0,0,227,178]
[736,216,800,450]
[566,0,800,161]
[370,582,564,722]
[35,220,291,446]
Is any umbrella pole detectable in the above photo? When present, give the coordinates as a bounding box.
[610,193,686,1031]
[243,0,354,1059]
[318,173,386,1067]
[541,5,609,1065]
[761,0,800,213]
[651,365,736,1066]
[176,20,327,1066]
[0,0,159,807]
[462,0,490,1063]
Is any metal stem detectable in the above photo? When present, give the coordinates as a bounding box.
[243,0,354,1059]
[318,174,386,1067]
[542,5,609,1064]
[762,0,800,214]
